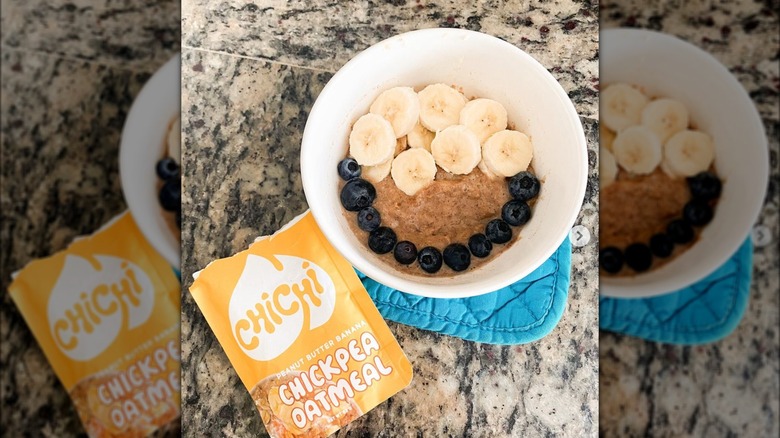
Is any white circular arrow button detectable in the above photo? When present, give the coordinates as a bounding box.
[570,225,591,247]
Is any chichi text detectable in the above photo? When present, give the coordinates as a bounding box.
[53,262,144,351]
[234,261,325,350]
[277,331,394,429]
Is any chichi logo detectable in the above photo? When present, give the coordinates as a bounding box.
[48,255,154,361]
[229,254,336,361]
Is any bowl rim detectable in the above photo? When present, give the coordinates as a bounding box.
[119,53,181,267]
[301,28,587,299]
[599,28,768,298]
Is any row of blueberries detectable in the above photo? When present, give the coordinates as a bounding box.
[156,158,182,228]
[338,157,541,274]
[600,172,721,273]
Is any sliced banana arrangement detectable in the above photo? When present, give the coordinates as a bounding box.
[663,130,714,177]
[601,83,649,132]
[600,83,715,187]
[460,98,508,143]
[600,83,722,276]
[430,125,481,175]
[407,122,434,151]
[612,125,662,175]
[348,113,396,166]
[482,130,533,178]
[417,83,468,132]
[338,84,541,276]
[345,83,534,195]
[391,148,437,196]
[369,86,420,138]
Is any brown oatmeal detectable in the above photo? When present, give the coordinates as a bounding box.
[600,168,704,276]
[601,169,689,248]
[344,169,530,276]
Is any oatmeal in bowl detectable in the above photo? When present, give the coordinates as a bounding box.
[599,29,768,298]
[599,84,722,276]
[337,84,541,276]
[301,29,588,298]
[120,53,181,266]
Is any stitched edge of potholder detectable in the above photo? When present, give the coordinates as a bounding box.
[362,238,571,345]
[599,237,752,345]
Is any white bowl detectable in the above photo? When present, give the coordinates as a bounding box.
[119,54,180,267]
[301,29,587,299]
[600,29,768,298]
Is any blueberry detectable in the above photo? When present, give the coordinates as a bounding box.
[443,243,471,272]
[156,157,180,181]
[667,219,694,244]
[468,233,493,258]
[625,243,653,272]
[485,219,512,244]
[368,227,396,254]
[340,178,376,211]
[417,247,443,273]
[357,207,381,232]
[687,171,721,200]
[175,210,181,229]
[159,179,180,212]
[501,199,532,226]
[393,241,417,265]
[683,200,713,226]
[508,171,540,201]
[649,233,674,258]
[599,247,624,274]
[337,157,362,181]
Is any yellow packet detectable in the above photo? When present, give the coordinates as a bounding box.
[189,211,413,437]
[8,212,181,437]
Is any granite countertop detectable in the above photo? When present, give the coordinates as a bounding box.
[0,0,179,436]
[181,1,599,437]
[600,1,780,437]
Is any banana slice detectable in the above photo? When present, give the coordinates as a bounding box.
[612,125,662,174]
[641,98,689,143]
[660,160,679,178]
[395,136,408,156]
[348,113,396,166]
[430,125,482,174]
[600,124,616,153]
[362,158,392,183]
[482,130,533,177]
[600,146,618,188]
[602,83,649,132]
[477,159,500,179]
[417,84,467,132]
[459,98,508,144]
[167,117,181,164]
[407,122,435,152]
[369,86,420,138]
[391,148,437,196]
[663,130,714,177]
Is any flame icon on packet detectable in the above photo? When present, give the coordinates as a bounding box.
[47,254,155,361]
[229,254,337,361]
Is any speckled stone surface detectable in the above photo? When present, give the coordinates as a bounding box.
[0,1,179,436]
[2,0,179,70]
[181,1,599,437]
[600,1,780,437]
[181,0,599,119]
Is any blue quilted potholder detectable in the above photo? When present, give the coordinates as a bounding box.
[600,237,753,345]
[357,238,571,345]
